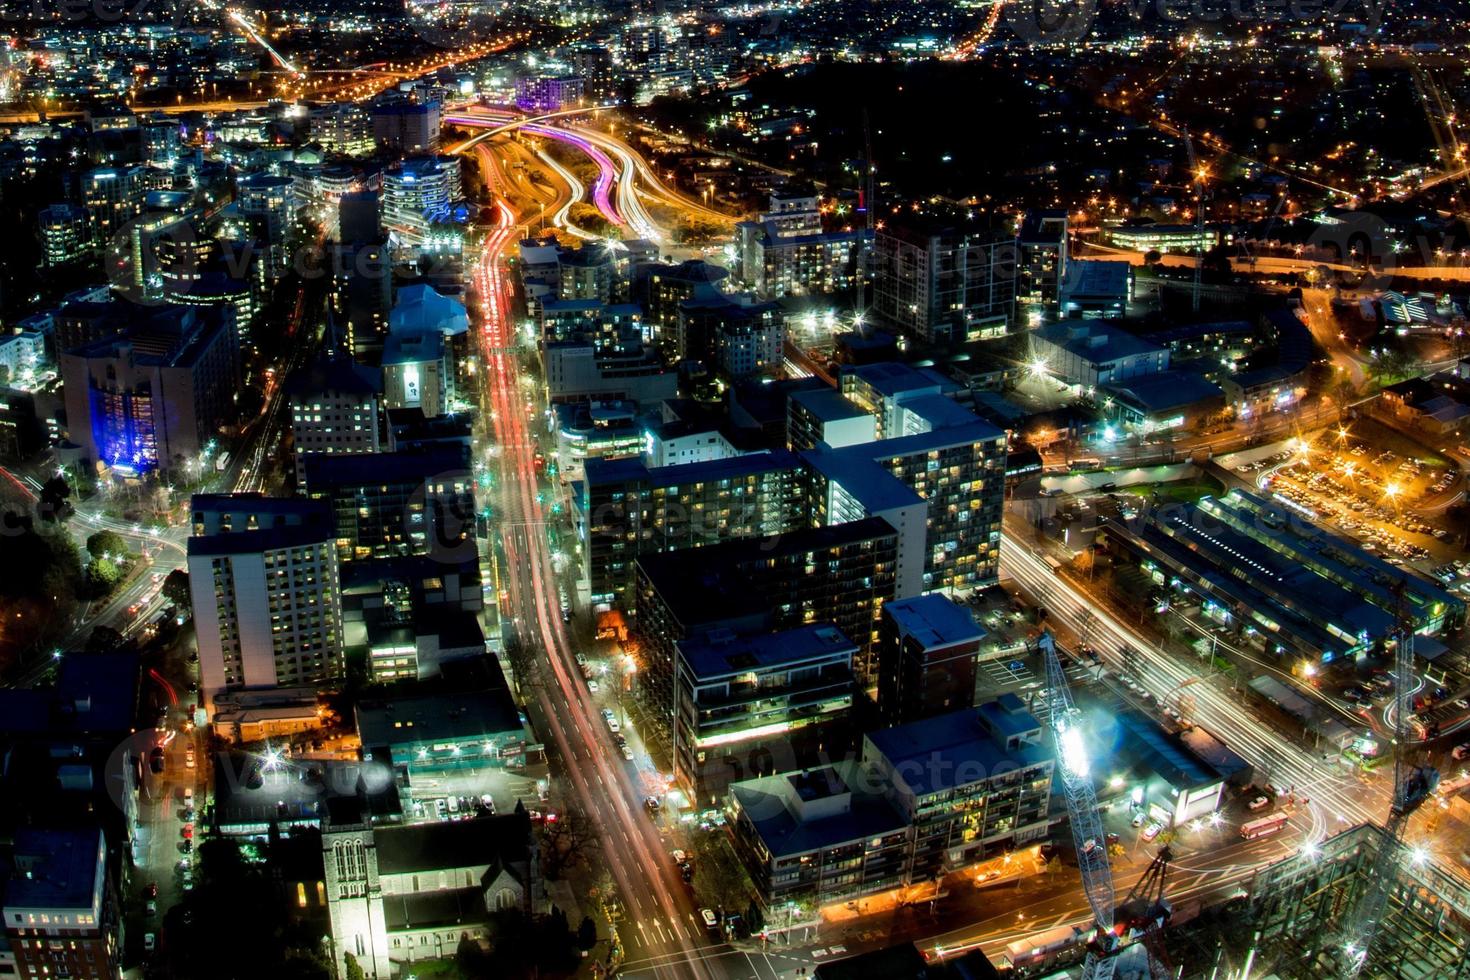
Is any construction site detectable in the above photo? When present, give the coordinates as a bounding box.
[1020,623,1470,980]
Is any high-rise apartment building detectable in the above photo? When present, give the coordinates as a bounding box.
[288,347,383,489]
[188,495,345,708]
[81,166,144,246]
[60,304,239,475]
[877,593,985,725]
[579,450,807,608]
[873,218,1016,343]
[382,157,457,245]
[38,203,91,267]
[634,518,899,760]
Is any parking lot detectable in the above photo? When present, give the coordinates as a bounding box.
[1240,433,1460,567]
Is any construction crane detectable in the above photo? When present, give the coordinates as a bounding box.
[853,108,876,332]
[1116,847,1175,980]
[1038,631,1120,980]
[1332,599,1439,976]
[1181,128,1208,313]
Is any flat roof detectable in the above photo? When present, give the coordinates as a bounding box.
[884,594,985,648]
[844,361,947,398]
[303,444,470,487]
[1033,320,1164,364]
[866,704,1050,797]
[1110,709,1221,792]
[1103,370,1223,414]
[374,811,531,876]
[585,449,800,490]
[730,760,907,859]
[357,687,522,746]
[5,828,102,911]
[1061,258,1131,296]
[679,623,856,682]
[790,387,869,423]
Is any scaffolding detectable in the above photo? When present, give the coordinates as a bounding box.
[1237,824,1470,980]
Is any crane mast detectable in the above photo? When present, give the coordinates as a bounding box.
[1335,604,1437,975]
[1038,632,1119,980]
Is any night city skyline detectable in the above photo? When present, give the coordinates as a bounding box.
[2,1,1470,979]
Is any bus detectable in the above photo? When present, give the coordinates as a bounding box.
[1240,813,1289,840]
[1002,924,1087,973]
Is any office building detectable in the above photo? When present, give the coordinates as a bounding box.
[187,495,345,709]
[2,827,119,980]
[38,202,91,266]
[60,304,239,475]
[579,450,807,608]
[878,594,985,725]
[140,115,181,164]
[553,400,645,484]
[873,218,1016,343]
[634,519,900,758]
[310,102,375,156]
[356,686,528,775]
[382,329,451,418]
[372,99,441,154]
[303,445,473,563]
[1107,224,1218,254]
[514,74,585,111]
[544,341,678,406]
[674,624,857,800]
[1029,320,1169,389]
[288,347,383,489]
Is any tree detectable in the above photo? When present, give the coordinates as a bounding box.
[85,556,121,596]
[85,529,130,561]
[162,568,192,610]
[86,625,126,652]
[540,804,596,879]
[37,476,71,522]
[343,953,366,980]
[576,915,596,951]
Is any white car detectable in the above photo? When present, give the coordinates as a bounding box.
[1141,821,1164,842]
[144,933,157,953]
[1248,795,1270,811]
[621,745,635,761]
[588,679,600,694]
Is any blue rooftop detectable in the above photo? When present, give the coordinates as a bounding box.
[6,828,103,912]
[679,624,856,682]
[865,704,1050,797]
[884,594,985,648]
[1033,320,1164,363]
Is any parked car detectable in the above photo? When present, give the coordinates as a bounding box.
[1141,822,1163,842]
[621,745,635,761]
[146,901,157,916]
[1131,812,1147,827]
[1248,796,1270,811]
[144,933,157,953]
[700,908,720,934]
[1453,743,1470,761]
